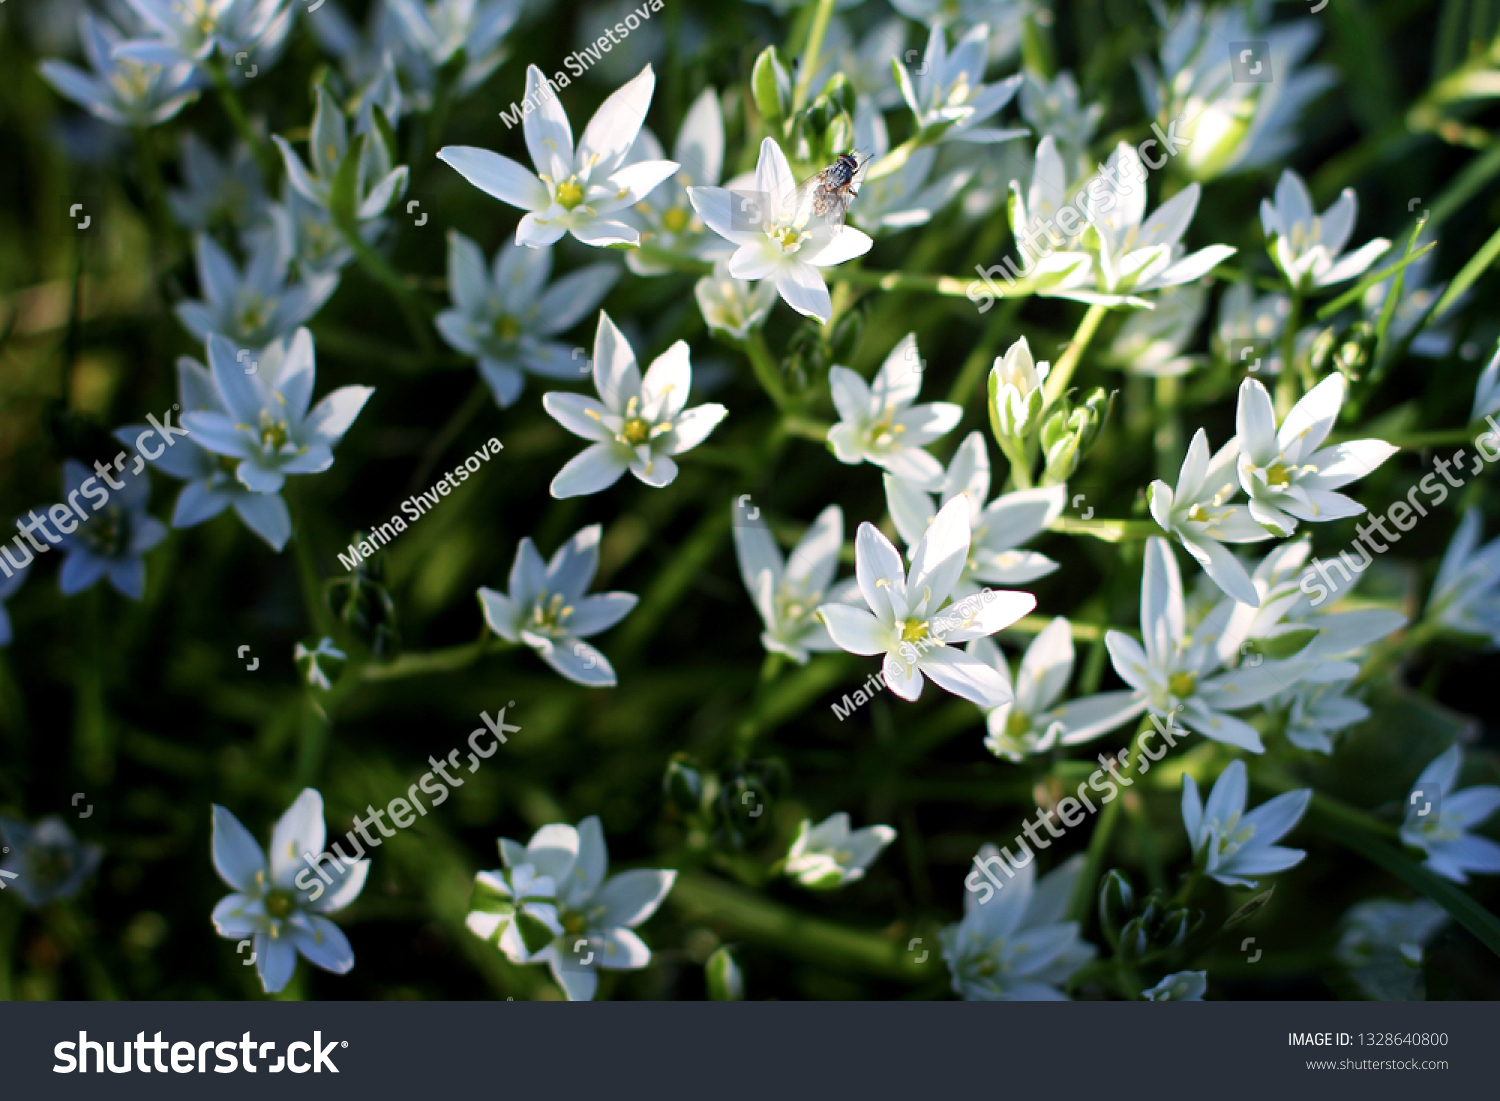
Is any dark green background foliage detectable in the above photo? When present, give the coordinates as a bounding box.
[1,0,1499,1000]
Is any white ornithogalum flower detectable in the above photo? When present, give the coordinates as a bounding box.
[783,812,897,889]
[625,86,726,274]
[1069,142,1237,306]
[827,334,962,488]
[967,617,1078,760]
[1138,4,1335,181]
[438,65,679,248]
[484,816,675,1001]
[1260,169,1390,291]
[694,259,778,341]
[465,863,561,963]
[1143,970,1207,1001]
[542,312,726,497]
[1272,676,1369,755]
[1425,510,1500,643]
[1182,760,1312,887]
[1068,538,1311,751]
[1149,426,1272,606]
[815,497,1034,706]
[940,852,1095,1000]
[1336,898,1449,1001]
[1019,70,1102,172]
[1001,135,1094,295]
[273,85,409,224]
[1235,373,1399,537]
[848,99,972,235]
[733,503,845,664]
[686,137,874,322]
[1109,284,1207,376]
[478,524,637,688]
[895,22,1025,145]
[1400,746,1500,883]
[210,789,368,995]
[39,13,198,129]
[885,431,1064,594]
[1214,281,1290,375]
[176,233,338,350]
[437,231,619,408]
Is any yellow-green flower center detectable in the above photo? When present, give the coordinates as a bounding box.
[662,206,691,233]
[531,591,572,635]
[561,910,587,937]
[1168,672,1197,699]
[771,225,806,251]
[81,505,124,556]
[1265,461,1292,487]
[492,314,521,341]
[260,417,289,452]
[622,417,652,446]
[900,618,929,644]
[556,177,585,210]
[264,889,296,919]
[1005,709,1031,738]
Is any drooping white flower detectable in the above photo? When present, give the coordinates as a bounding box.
[687,137,874,322]
[1181,760,1312,888]
[783,813,896,889]
[827,334,961,488]
[1148,427,1272,607]
[694,259,778,342]
[1067,538,1313,751]
[1143,970,1207,1001]
[815,496,1034,707]
[849,98,972,235]
[624,86,727,274]
[439,65,679,248]
[940,852,1095,1000]
[478,816,675,1001]
[210,789,368,995]
[478,523,637,688]
[542,312,726,497]
[1235,374,1399,537]
[884,430,1064,593]
[1336,898,1449,1001]
[1425,510,1500,643]
[967,617,1081,760]
[1400,746,1500,884]
[1260,169,1390,291]
[437,231,619,408]
[894,22,1025,145]
[1138,4,1336,181]
[733,503,845,664]
[181,329,374,494]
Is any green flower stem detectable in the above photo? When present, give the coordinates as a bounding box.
[133,127,174,239]
[290,500,335,640]
[670,870,940,981]
[1043,303,1109,408]
[744,330,790,408]
[1372,427,1482,449]
[406,381,489,496]
[840,267,1040,297]
[1008,614,1107,641]
[862,136,923,184]
[630,245,712,275]
[207,60,274,176]
[1154,374,1182,484]
[1352,618,1440,688]
[1065,743,1137,923]
[337,223,435,356]
[359,637,517,682]
[1274,288,1303,419]
[1046,516,1158,541]
[792,0,837,112]
[781,414,830,441]
[1170,868,1203,908]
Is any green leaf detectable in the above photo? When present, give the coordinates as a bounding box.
[1314,241,1436,320]
[1434,221,1500,319]
[705,946,745,1000]
[1311,808,1500,960]
[1244,627,1319,661]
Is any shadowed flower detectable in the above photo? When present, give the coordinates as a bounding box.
[733,503,845,664]
[54,460,168,600]
[176,233,338,349]
[438,232,619,408]
[39,12,197,128]
[210,789,368,994]
[1182,759,1311,887]
[1400,746,1500,883]
[0,816,104,908]
[784,813,897,889]
[478,524,637,687]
